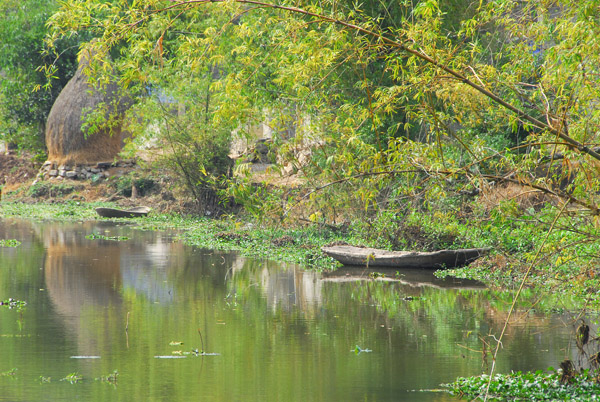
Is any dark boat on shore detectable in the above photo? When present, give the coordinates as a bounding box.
[321,245,489,269]
[95,206,151,218]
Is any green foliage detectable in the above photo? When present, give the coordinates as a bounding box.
[0,0,84,154]
[179,218,348,270]
[446,370,600,401]
[111,174,157,197]
[29,0,600,223]
[0,201,104,221]
[27,181,81,198]
[11,0,600,314]
[145,106,233,213]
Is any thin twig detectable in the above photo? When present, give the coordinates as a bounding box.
[484,201,568,401]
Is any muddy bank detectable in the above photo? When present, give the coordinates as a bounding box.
[0,152,187,214]
[0,153,38,188]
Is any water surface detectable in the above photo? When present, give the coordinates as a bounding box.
[0,219,578,401]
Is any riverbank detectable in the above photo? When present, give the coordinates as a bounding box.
[0,201,350,270]
[0,200,598,310]
[1,152,600,306]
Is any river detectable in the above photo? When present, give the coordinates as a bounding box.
[0,219,579,401]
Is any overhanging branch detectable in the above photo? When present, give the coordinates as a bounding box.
[158,0,600,162]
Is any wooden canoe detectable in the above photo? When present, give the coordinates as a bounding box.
[321,245,489,269]
[95,206,151,218]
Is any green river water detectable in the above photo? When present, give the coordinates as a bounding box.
[0,219,578,401]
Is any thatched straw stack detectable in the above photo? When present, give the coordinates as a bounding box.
[45,43,132,165]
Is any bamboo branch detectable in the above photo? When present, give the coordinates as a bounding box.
[155,0,600,162]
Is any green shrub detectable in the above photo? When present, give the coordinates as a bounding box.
[112,175,157,197]
[27,181,80,198]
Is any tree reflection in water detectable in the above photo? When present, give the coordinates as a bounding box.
[0,219,583,402]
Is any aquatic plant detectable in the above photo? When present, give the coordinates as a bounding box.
[354,346,372,354]
[447,318,600,401]
[85,232,129,241]
[0,201,101,221]
[0,298,27,310]
[96,370,118,385]
[60,372,82,384]
[0,368,17,378]
[445,370,600,402]
[0,239,20,247]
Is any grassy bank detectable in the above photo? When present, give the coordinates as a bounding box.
[2,200,600,296]
[2,200,600,306]
[0,201,360,270]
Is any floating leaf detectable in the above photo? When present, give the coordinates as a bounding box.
[86,233,129,241]
[1,368,17,377]
[0,239,21,247]
[70,356,100,359]
[61,372,83,384]
[0,298,27,310]
[354,345,372,354]
[154,356,186,359]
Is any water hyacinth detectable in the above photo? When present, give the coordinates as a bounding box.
[0,298,27,309]
[445,369,600,401]
[0,239,21,247]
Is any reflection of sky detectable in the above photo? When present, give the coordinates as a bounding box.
[255,262,322,313]
[120,243,174,303]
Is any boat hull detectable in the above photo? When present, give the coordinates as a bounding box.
[95,206,151,218]
[321,245,488,269]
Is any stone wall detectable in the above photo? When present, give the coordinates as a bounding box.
[40,159,136,180]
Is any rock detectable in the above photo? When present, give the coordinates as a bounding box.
[66,171,77,178]
[48,170,58,177]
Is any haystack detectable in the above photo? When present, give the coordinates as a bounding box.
[45,44,132,165]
